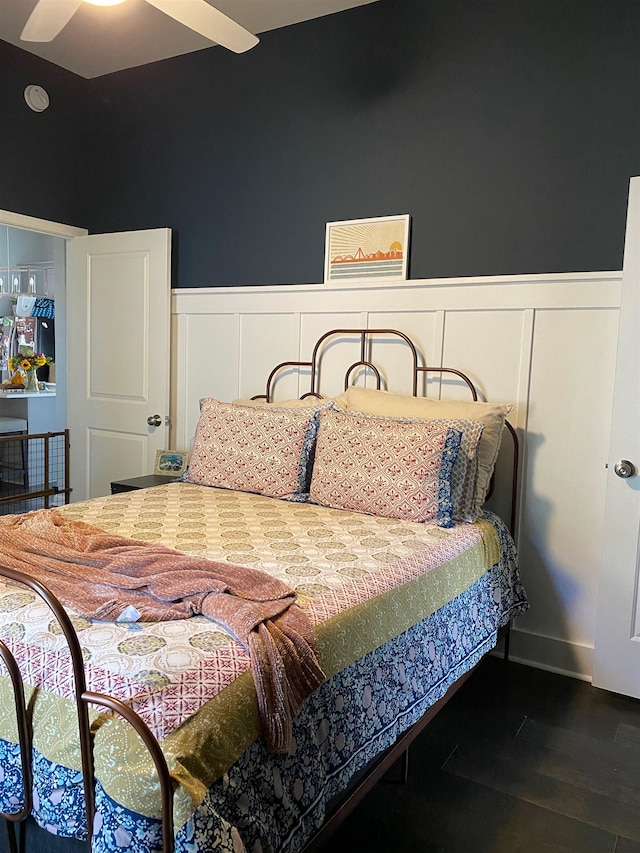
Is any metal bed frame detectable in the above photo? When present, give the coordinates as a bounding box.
[0,329,519,853]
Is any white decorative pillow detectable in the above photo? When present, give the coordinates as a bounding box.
[309,408,461,525]
[344,386,511,515]
[186,399,324,499]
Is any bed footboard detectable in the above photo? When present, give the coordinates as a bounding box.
[0,566,175,853]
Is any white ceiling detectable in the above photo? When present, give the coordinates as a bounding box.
[0,0,379,79]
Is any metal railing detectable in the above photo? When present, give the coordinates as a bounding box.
[0,429,71,515]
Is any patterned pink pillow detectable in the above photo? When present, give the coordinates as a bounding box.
[309,408,461,523]
[186,399,322,499]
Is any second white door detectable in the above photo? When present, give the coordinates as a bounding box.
[593,177,640,698]
[66,228,172,501]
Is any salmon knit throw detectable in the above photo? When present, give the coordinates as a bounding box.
[0,509,325,753]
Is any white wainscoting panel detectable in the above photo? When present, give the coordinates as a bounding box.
[516,306,620,678]
[171,312,240,453]
[171,272,622,680]
[441,309,530,405]
[238,313,302,400]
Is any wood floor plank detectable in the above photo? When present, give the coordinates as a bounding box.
[443,729,640,840]
[331,761,618,853]
[615,722,640,749]
[518,718,640,804]
[616,839,640,853]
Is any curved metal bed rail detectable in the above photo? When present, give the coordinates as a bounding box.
[0,566,175,853]
[503,420,519,537]
[0,636,33,853]
[261,328,421,400]
[261,328,481,405]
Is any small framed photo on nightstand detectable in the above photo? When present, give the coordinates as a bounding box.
[154,450,189,476]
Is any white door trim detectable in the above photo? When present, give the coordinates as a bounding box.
[0,208,87,238]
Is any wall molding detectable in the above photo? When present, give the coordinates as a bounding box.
[173,271,622,317]
[508,627,594,682]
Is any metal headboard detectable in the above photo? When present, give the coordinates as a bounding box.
[0,567,175,853]
[254,328,518,536]
[258,328,478,401]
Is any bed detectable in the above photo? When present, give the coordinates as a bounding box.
[0,329,528,853]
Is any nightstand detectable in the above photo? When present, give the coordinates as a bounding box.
[110,474,178,494]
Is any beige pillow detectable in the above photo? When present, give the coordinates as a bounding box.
[344,386,512,513]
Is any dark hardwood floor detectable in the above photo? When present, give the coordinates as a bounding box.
[324,658,640,853]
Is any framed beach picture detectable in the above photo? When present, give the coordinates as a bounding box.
[154,450,189,476]
[324,214,410,283]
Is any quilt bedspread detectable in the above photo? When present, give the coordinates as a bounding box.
[0,483,528,851]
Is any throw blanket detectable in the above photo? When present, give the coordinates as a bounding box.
[0,509,326,753]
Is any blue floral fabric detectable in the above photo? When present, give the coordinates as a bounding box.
[436,427,462,528]
[291,408,323,501]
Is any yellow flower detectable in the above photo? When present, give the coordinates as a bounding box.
[20,359,32,371]
[35,356,46,367]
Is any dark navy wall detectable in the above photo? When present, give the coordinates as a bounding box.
[3,0,640,286]
[0,40,90,227]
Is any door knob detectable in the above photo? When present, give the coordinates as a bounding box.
[614,459,636,479]
[147,414,162,427]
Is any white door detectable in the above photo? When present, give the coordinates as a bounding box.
[66,229,171,501]
[593,177,640,698]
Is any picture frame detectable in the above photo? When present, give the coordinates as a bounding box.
[324,214,410,283]
[154,450,189,476]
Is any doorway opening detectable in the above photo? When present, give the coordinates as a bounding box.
[0,223,67,434]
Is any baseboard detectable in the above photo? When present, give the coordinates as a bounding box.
[496,627,593,682]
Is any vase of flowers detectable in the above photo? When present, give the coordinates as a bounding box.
[9,347,53,393]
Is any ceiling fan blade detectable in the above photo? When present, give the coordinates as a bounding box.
[21,0,83,41]
[145,0,259,53]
